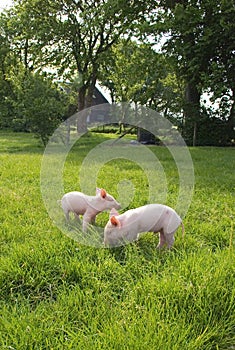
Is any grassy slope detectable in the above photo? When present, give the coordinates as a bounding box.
[0,131,234,349]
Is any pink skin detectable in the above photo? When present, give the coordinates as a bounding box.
[104,204,184,248]
[60,188,121,231]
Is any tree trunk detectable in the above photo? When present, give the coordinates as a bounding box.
[227,87,235,142]
[184,82,201,146]
[77,72,97,133]
[86,74,97,108]
[24,38,29,70]
[66,118,70,145]
[193,121,197,147]
[77,85,87,133]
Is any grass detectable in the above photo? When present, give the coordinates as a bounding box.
[0,130,234,349]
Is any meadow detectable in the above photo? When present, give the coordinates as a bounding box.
[0,131,234,349]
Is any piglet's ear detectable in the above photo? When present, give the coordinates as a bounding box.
[110,216,121,227]
[110,208,119,217]
[100,188,107,199]
[96,187,101,195]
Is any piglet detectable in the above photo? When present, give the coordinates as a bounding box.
[104,204,184,248]
[60,188,121,231]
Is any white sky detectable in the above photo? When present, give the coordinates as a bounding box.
[0,0,13,11]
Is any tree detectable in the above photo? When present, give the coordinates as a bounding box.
[155,1,208,145]
[7,67,68,144]
[99,39,184,140]
[100,40,164,104]
[10,0,151,132]
[0,12,18,128]
[100,40,181,110]
[148,0,235,145]
[0,10,69,144]
[200,0,235,143]
[22,73,68,145]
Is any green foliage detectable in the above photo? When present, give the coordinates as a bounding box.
[151,0,235,145]
[0,132,235,349]
[100,39,184,127]
[0,13,17,128]
[0,11,69,144]
[0,0,235,145]
[100,40,165,105]
[9,0,151,113]
[1,68,68,145]
[20,73,68,145]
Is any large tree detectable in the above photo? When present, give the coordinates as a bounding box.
[0,10,68,144]
[100,40,165,104]
[149,0,235,145]
[10,0,151,132]
[200,0,235,143]
[100,39,183,116]
[99,39,184,142]
[0,12,17,128]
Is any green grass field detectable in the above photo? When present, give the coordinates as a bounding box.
[0,131,234,349]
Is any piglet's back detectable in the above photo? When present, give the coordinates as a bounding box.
[61,191,88,215]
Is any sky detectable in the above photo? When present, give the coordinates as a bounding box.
[0,0,13,11]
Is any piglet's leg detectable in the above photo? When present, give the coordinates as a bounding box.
[82,219,89,232]
[165,232,175,249]
[90,214,96,225]
[157,230,166,249]
[74,212,81,223]
[64,210,70,221]
[82,213,93,232]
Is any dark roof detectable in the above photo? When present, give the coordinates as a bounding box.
[88,86,110,106]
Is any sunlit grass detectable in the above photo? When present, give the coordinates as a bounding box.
[0,131,234,349]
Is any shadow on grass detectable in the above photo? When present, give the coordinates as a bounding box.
[0,130,122,155]
[0,131,44,154]
[106,235,165,265]
[106,231,199,267]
